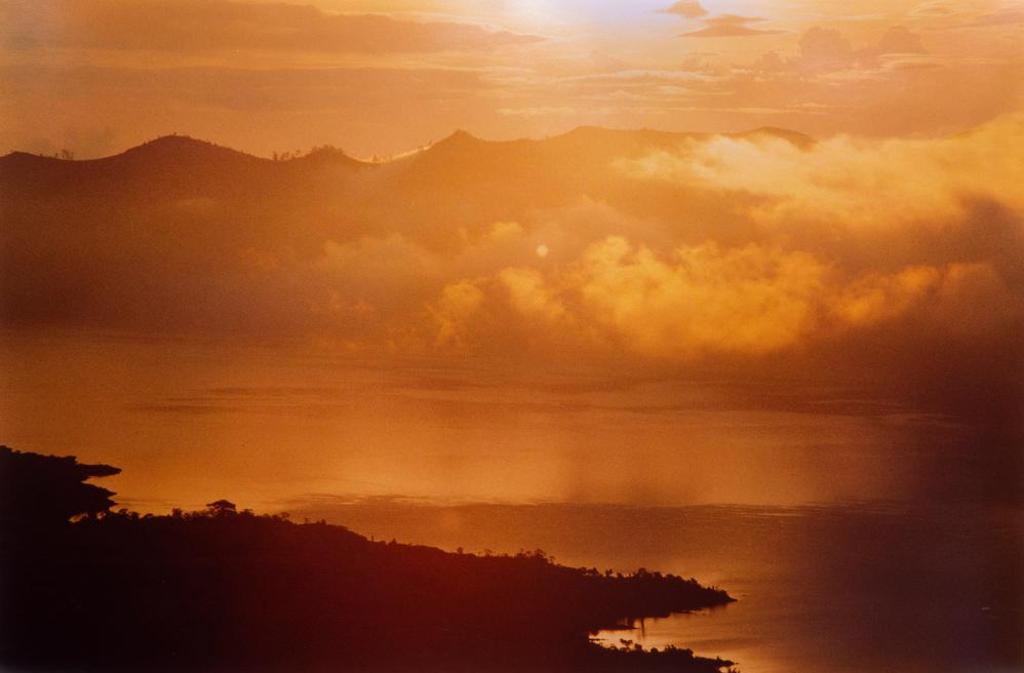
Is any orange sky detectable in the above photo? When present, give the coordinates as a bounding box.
[2,0,1022,157]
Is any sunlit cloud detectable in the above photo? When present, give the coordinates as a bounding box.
[618,113,1024,229]
[431,239,1013,360]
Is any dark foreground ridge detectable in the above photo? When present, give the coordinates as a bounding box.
[0,446,736,673]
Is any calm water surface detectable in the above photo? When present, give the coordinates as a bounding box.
[1,331,1020,672]
[0,331,973,509]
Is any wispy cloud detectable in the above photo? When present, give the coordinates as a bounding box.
[660,1,708,20]
[681,15,783,38]
[0,0,541,54]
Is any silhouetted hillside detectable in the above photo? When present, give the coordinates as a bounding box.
[0,447,736,672]
[0,127,808,201]
[0,446,120,531]
[0,134,370,200]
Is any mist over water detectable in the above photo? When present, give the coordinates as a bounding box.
[0,330,985,510]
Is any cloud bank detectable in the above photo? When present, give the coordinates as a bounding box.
[419,115,1023,361]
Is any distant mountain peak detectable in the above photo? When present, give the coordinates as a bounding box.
[432,129,485,149]
[119,135,253,163]
[296,145,366,167]
[139,134,209,147]
[560,125,619,138]
[447,129,477,141]
[739,127,815,148]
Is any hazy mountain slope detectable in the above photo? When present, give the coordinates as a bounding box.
[0,126,812,330]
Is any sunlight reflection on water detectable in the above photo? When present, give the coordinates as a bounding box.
[0,330,964,511]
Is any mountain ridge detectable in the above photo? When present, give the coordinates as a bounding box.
[1,125,814,167]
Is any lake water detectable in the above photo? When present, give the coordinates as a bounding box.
[1,331,1021,671]
[296,500,1024,673]
[0,330,980,510]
